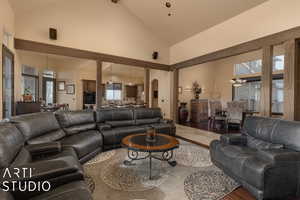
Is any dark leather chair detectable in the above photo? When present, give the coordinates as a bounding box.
[0,123,84,199]
[55,110,103,163]
[210,116,300,200]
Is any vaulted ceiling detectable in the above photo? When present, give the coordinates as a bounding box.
[121,0,268,45]
[9,0,268,45]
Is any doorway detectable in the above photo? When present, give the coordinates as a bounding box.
[42,77,56,105]
[2,45,14,118]
[151,79,158,108]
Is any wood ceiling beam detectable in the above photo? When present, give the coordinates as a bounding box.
[14,38,171,71]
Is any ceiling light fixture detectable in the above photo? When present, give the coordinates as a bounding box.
[165,1,172,16]
[230,78,247,87]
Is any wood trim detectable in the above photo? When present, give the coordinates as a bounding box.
[14,38,171,71]
[175,135,209,149]
[260,45,273,117]
[144,68,150,107]
[172,26,300,70]
[296,41,300,121]
[96,60,103,108]
[171,69,179,122]
[284,40,297,120]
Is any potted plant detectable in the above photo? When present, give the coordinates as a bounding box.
[192,81,202,99]
[23,88,33,102]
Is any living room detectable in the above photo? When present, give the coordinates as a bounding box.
[1,0,300,200]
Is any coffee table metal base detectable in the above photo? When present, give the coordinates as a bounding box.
[123,149,177,180]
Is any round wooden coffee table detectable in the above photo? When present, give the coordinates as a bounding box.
[122,133,179,179]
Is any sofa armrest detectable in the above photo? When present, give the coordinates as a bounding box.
[25,142,62,156]
[97,123,112,132]
[160,118,173,124]
[220,134,247,145]
[0,159,79,185]
[257,148,300,163]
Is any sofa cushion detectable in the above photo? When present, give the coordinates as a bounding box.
[272,120,300,151]
[11,112,64,142]
[211,142,257,179]
[102,126,146,145]
[55,111,96,135]
[0,123,25,168]
[61,130,103,158]
[243,116,279,143]
[106,120,135,127]
[97,123,112,131]
[241,157,272,189]
[247,135,283,150]
[11,148,32,166]
[134,107,162,119]
[27,130,66,145]
[95,108,134,123]
[64,123,97,136]
[95,109,114,123]
[35,147,78,163]
[136,118,161,125]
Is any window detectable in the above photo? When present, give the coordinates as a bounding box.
[233,54,284,114]
[21,65,39,101]
[233,76,284,114]
[234,60,262,76]
[272,79,284,113]
[234,55,284,76]
[106,83,122,100]
[234,80,261,112]
[273,55,284,71]
[42,70,56,105]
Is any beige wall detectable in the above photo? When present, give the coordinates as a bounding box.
[170,0,300,64]
[0,0,15,119]
[150,69,171,118]
[15,0,169,65]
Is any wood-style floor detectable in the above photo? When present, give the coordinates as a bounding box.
[177,123,299,200]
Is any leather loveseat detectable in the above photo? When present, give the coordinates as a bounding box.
[0,107,175,200]
[210,116,300,200]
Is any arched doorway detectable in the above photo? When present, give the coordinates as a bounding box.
[151,79,158,108]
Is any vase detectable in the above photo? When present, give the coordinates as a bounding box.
[178,102,189,124]
[146,127,157,143]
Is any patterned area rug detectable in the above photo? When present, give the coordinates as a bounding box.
[84,139,240,200]
[184,166,240,200]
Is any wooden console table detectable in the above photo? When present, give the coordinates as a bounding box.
[190,99,209,123]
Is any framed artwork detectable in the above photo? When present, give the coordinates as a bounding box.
[57,81,66,91]
[66,84,75,94]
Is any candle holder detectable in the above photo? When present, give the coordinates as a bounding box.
[146,126,157,143]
